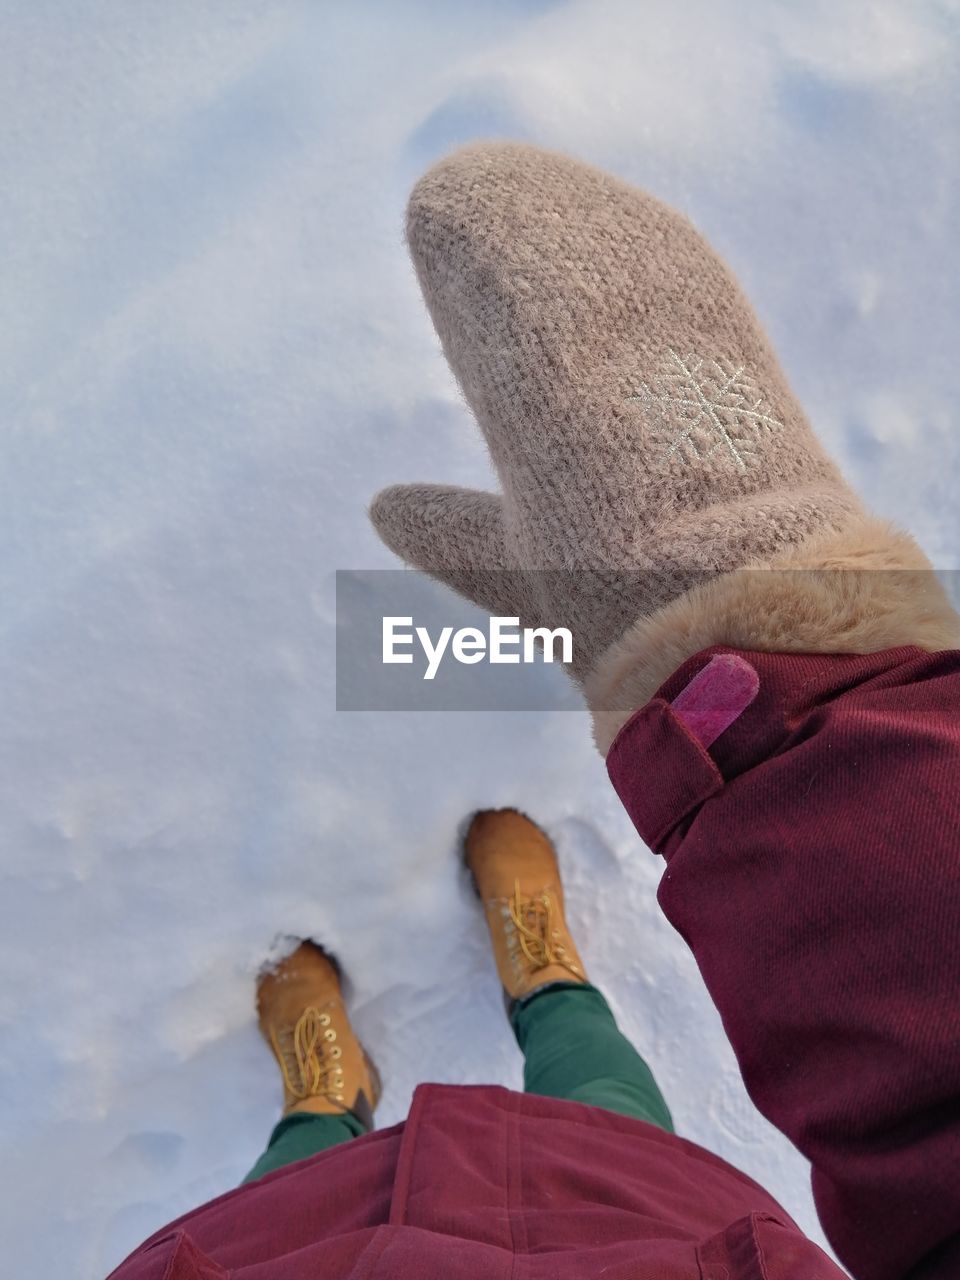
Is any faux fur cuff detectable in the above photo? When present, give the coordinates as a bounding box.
[586,516,960,754]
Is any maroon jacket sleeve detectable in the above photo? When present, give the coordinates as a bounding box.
[607,645,960,1280]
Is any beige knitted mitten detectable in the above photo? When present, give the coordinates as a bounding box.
[371,142,958,748]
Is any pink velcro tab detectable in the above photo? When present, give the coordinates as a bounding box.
[669,653,760,748]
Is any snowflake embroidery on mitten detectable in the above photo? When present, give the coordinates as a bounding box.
[626,348,783,471]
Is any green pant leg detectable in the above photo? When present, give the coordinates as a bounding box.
[242,1110,367,1184]
[511,982,674,1132]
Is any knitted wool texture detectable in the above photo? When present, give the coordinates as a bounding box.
[371,142,959,742]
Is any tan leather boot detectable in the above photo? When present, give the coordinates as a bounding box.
[464,809,588,1004]
[256,941,381,1129]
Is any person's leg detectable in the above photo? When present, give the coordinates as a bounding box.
[243,1110,366,1183]
[244,941,381,1184]
[511,980,673,1131]
[464,809,673,1132]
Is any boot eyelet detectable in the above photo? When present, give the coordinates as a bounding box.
[331,1046,342,1059]
[319,1014,331,1027]
[324,1029,337,1042]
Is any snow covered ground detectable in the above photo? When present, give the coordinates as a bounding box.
[2,2,958,1275]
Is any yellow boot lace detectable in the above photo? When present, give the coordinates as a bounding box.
[509,879,583,979]
[270,1007,345,1107]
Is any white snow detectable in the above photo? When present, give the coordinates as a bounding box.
[1,2,957,1276]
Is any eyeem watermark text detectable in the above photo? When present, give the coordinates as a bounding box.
[383,615,573,680]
